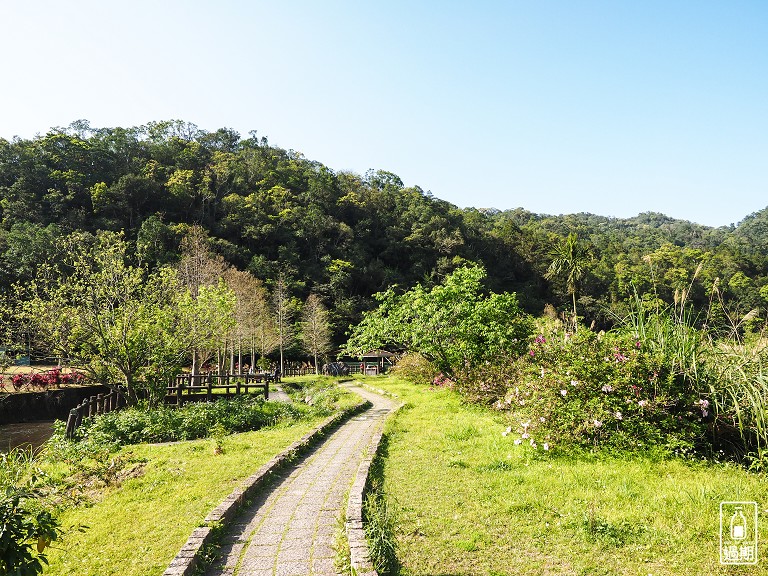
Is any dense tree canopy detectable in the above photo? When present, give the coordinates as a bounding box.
[1,120,766,351]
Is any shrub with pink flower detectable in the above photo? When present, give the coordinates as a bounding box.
[432,373,454,388]
[489,326,705,453]
[11,374,29,391]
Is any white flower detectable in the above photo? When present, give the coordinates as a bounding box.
[529,439,537,448]
[521,432,530,439]
[539,416,546,423]
[514,438,522,445]
[614,411,623,420]
[601,384,613,393]
[570,379,578,386]
[543,442,550,451]
[638,400,648,408]
[560,389,567,397]
[521,420,530,429]
[502,426,512,437]
[593,419,603,428]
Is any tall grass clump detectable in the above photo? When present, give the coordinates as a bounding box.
[620,285,704,388]
[362,440,399,576]
[705,340,768,463]
[623,277,768,464]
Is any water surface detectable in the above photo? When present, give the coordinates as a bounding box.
[0,421,55,453]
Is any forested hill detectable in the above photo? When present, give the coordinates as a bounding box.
[1,120,766,338]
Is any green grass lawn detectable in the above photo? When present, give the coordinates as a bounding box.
[369,375,768,576]
[42,417,326,576]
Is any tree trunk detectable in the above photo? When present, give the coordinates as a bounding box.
[571,291,578,332]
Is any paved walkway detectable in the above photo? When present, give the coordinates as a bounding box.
[204,385,394,576]
[267,384,292,403]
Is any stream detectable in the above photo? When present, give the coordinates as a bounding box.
[0,421,55,453]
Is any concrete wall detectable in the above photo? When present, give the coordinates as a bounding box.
[0,385,110,424]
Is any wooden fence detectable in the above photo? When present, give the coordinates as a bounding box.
[166,372,272,407]
[281,366,312,377]
[64,388,126,439]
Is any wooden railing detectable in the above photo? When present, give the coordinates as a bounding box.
[64,388,126,439]
[166,372,273,407]
[281,366,311,377]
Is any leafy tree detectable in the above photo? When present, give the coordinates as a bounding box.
[0,484,62,576]
[300,293,332,374]
[24,233,194,405]
[272,273,295,373]
[176,225,230,374]
[177,278,236,377]
[252,293,279,370]
[546,233,590,330]
[344,265,533,382]
[223,267,270,372]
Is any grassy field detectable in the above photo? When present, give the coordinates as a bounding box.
[38,376,362,576]
[43,419,327,576]
[370,375,768,576]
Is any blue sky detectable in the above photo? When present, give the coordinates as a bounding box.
[0,1,765,227]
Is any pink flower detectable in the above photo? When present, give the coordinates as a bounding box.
[521,432,530,439]
[543,442,550,451]
[514,438,522,445]
[593,420,603,428]
[560,389,567,397]
[601,384,613,393]
[638,400,648,408]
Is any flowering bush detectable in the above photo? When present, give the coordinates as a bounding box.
[432,373,454,388]
[11,374,29,391]
[29,373,49,390]
[492,327,708,454]
[3,370,87,393]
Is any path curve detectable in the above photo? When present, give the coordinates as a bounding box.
[204,384,394,576]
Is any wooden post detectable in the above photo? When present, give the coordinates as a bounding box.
[96,393,104,414]
[75,403,83,428]
[65,408,78,439]
[177,379,183,407]
[207,377,212,402]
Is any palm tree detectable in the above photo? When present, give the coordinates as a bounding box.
[546,233,589,331]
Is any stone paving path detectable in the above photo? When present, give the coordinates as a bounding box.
[267,384,292,403]
[204,385,394,576]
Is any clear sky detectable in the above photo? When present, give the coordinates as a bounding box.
[0,1,765,227]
